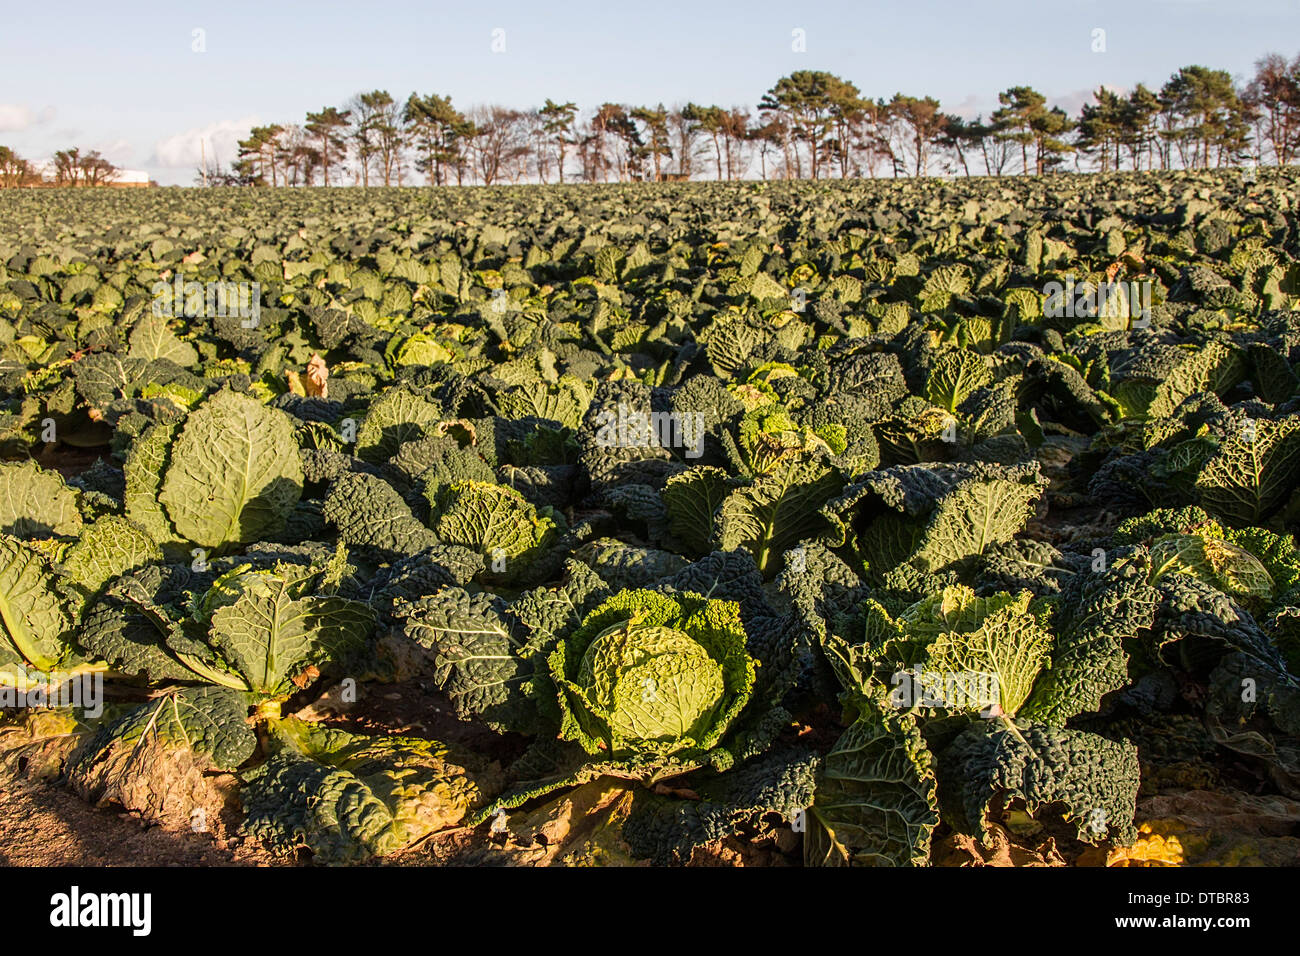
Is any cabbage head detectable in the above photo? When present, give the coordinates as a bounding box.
[549,589,755,768]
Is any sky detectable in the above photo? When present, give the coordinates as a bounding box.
[1,0,1296,185]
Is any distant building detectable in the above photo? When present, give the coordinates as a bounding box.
[21,161,153,187]
[111,169,151,187]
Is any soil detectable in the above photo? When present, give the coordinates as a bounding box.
[0,776,278,867]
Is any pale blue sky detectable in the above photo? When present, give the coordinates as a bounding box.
[1,0,1295,184]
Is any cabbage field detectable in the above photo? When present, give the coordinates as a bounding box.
[0,171,1298,867]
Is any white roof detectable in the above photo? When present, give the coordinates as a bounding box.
[27,161,148,183]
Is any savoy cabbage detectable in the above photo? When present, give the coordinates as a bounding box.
[2,170,1299,866]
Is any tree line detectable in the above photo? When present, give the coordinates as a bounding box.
[219,55,1298,186]
[2,51,1297,188]
[0,146,118,188]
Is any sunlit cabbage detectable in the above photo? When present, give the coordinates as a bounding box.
[1148,533,1275,599]
[550,590,755,767]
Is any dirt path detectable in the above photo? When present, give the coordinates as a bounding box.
[0,776,277,866]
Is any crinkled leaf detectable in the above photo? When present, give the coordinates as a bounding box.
[65,686,257,825]
[718,455,840,576]
[938,722,1140,845]
[158,391,304,549]
[323,471,439,560]
[241,716,488,864]
[662,466,732,555]
[1195,414,1300,525]
[0,460,82,539]
[60,516,162,600]
[355,387,444,463]
[128,313,199,367]
[623,745,819,864]
[0,534,78,675]
[209,580,374,698]
[399,587,541,733]
[429,480,556,575]
[805,702,939,867]
[123,421,182,548]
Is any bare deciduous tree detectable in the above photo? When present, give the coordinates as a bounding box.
[469,106,529,185]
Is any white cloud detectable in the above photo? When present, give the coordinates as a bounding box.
[946,84,1135,123]
[149,115,259,168]
[947,94,987,120]
[0,104,55,133]
[1049,88,1101,115]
